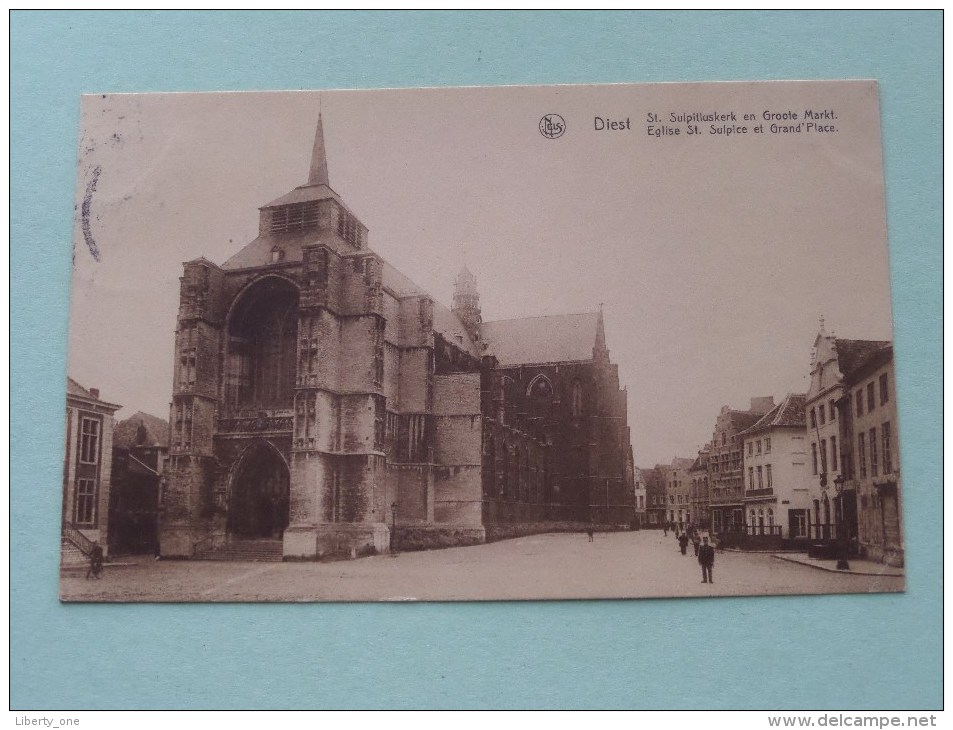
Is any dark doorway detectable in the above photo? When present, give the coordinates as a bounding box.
[228,443,290,539]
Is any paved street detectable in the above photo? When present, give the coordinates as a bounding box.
[60,530,904,602]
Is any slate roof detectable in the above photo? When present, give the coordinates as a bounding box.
[835,338,892,377]
[481,312,600,366]
[66,377,120,409]
[729,410,765,432]
[381,261,424,297]
[671,457,695,471]
[114,412,171,450]
[433,303,480,358]
[221,227,337,270]
[378,262,481,358]
[738,393,807,436]
[66,377,95,399]
[260,183,345,210]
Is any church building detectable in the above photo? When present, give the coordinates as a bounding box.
[159,117,635,559]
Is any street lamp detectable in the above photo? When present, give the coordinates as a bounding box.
[390,501,399,557]
[833,474,850,570]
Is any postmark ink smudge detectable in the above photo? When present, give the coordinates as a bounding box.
[82,165,102,262]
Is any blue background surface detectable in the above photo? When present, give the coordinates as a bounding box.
[10,11,942,709]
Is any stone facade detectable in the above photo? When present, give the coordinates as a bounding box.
[839,345,902,566]
[159,117,634,558]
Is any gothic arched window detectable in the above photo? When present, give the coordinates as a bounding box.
[226,277,299,411]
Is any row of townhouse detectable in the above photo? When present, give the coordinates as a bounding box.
[638,457,695,529]
[686,322,903,566]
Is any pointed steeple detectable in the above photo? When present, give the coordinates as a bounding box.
[308,113,329,186]
[594,304,609,362]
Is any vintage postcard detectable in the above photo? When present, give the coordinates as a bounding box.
[60,81,904,602]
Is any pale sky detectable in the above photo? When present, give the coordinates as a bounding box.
[68,82,893,466]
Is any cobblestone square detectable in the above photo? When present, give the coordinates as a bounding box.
[61,530,904,603]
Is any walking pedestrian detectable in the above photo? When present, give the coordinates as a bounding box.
[663,522,668,537]
[699,536,715,583]
[678,531,689,555]
[586,526,594,542]
[86,541,104,580]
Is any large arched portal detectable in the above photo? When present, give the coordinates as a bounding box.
[225,276,298,412]
[228,442,290,539]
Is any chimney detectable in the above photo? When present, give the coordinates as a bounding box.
[750,396,775,414]
[89,388,100,399]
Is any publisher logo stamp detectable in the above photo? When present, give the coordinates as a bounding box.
[539,114,566,139]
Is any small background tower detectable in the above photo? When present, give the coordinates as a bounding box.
[452,265,482,343]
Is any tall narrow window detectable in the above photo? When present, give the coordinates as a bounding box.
[765,437,771,454]
[829,400,836,421]
[373,320,384,388]
[766,464,773,488]
[810,408,817,428]
[880,373,889,405]
[818,405,826,426]
[869,428,878,477]
[75,478,96,525]
[882,422,892,473]
[571,381,583,419]
[757,465,763,489]
[830,435,838,471]
[858,433,867,478]
[867,382,875,413]
[79,417,100,464]
[756,440,762,454]
[856,389,864,417]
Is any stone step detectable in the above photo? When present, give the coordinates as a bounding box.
[61,537,88,567]
[193,540,284,562]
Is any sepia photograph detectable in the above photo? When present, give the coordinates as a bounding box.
[60,81,904,602]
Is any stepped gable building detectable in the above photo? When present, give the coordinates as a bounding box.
[706,396,774,536]
[159,116,635,558]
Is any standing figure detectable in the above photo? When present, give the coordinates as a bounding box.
[678,531,689,555]
[699,536,715,583]
[86,541,104,580]
[663,522,668,536]
[692,531,701,556]
[586,526,594,543]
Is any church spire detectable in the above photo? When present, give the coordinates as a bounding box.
[308,112,329,186]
